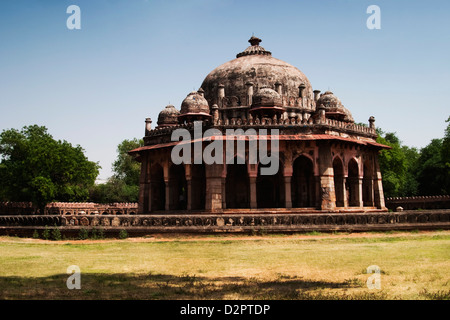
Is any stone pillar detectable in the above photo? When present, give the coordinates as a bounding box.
[246,82,254,106]
[313,90,321,102]
[356,177,363,207]
[145,118,152,136]
[318,143,336,210]
[342,177,348,208]
[315,176,321,208]
[186,179,192,210]
[164,180,170,211]
[275,82,282,95]
[138,155,148,214]
[221,177,227,209]
[218,84,225,108]
[249,176,257,209]
[298,83,306,98]
[205,164,223,211]
[373,156,386,209]
[284,176,292,209]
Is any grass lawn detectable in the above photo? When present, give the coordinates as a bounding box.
[0,231,449,300]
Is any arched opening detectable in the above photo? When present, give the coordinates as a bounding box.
[226,161,250,208]
[363,161,374,207]
[292,155,315,208]
[150,163,165,211]
[333,157,345,207]
[257,159,284,208]
[191,164,206,210]
[347,159,360,207]
[169,164,187,210]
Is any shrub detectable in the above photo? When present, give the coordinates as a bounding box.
[78,228,89,240]
[118,229,128,239]
[42,226,50,240]
[32,230,40,239]
[98,228,105,239]
[51,225,62,241]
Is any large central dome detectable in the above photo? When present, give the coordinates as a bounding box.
[201,36,313,108]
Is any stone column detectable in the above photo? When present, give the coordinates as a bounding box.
[315,176,321,208]
[138,155,148,214]
[249,176,257,209]
[342,177,348,208]
[205,164,223,211]
[164,180,170,211]
[356,177,363,208]
[318,143,336,210]
[221,176,227,209]
[373,156,386,209]
[186,179,192,210]
[284,176,292,209]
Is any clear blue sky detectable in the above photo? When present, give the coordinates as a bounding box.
[1,0,449,180]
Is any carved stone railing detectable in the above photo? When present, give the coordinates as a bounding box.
[1,210,449,234]
[146,117,377,139]
[0,202,138,216]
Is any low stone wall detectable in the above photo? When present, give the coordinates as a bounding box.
[0,202,138,216]
[386,196,450,210]
[1,210,449,236]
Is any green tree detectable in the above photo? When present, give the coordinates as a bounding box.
[89,177,139,203]
[0,125,100,210]
[441,117,450,188]
[112,138,143,186]
[416,139,448,195]
[89,138,143,203]
[376,129,419,197]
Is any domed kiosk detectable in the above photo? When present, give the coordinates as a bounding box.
[130,36,389,214]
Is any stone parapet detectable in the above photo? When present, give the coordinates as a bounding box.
[1,210,449,235]
[0,202,138,216]
[386,196,450,210]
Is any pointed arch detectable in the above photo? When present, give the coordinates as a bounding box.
[291,155,315,208]
[226,156,250,208]
[191,164,206,210]
[347,158,360,207]
[363,160,374,207]
[150,163,165,211]
[257,157,284,208]
[169,164,187,210]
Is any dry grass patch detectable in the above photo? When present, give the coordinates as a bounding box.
[0,231,449,300]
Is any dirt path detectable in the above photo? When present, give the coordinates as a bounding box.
[1,230,448,245]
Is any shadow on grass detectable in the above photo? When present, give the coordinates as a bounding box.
[0,272,394,300]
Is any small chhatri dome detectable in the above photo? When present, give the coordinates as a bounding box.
[236,35,272,58]
[316,91,354,123]
[157,104,180,127]
[252,86,282,108]
[180,91,210,116]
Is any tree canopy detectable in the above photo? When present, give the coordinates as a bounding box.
[0,125,100,209]
[376,117,450,198]
[89,138,143,203]
[112,138,143,186]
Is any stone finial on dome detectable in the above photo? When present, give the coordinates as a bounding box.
[248,36,262,46]
[236,36,272,58]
